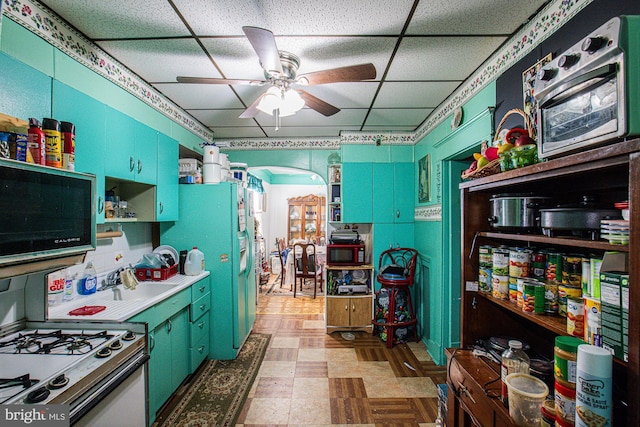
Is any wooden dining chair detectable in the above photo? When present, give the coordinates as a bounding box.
[275,238,287,288]
[292,243,322,298]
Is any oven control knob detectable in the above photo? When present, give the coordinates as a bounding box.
[24,386,50,403]
[537,67,556,81]
[581,36,606,53]
[48,374,69,390]
[558,54,580,68]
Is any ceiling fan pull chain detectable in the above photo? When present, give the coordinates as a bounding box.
[275,108,280,131]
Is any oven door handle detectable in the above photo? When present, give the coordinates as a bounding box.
[539,63,617,108]
[69,351,149,424]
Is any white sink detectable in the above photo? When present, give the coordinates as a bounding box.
[94,283,177,302]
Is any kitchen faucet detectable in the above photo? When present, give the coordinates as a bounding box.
[99,268,124,300]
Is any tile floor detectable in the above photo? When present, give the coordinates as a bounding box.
[236,291,447,426]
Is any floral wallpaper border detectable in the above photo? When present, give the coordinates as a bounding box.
[2,0,591,150]
[415,205,442,222]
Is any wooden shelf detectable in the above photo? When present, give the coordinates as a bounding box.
[479,231,629,252]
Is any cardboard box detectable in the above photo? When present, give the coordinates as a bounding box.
[599,252,629,361]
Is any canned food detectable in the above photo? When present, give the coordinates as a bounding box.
[562,255,582,286]
[544,280,559,314]
[531,251,547,280]
[558,284,582,317]
[589,257,603,298]
[516,279,524,307]
[567,297,585,337]
[581,258,590,297]
[492,275,509,300]
[522,279,545,313]
[492,248,509,276]
[584,296,602,346]
[546,251,563,281]
[479,245,493,268]
[508,277,518,303]
[478,266,492,293]
[509,248,530,278]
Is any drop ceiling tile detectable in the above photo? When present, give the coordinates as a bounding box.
[43,0,189,39]
[97,39,222,83]
[172,0,415,36]
[362,125,417,132]
[407,0,549,35]
[264,126,360,138]
[188,109,249,128]
[386,36,507,80]
[212,126,267,139]
[153,83,243,109]
[374,82,461,108]
[254,109,368,128]
[365,108,434,127]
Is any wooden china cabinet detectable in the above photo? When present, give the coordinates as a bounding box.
[287,194,326,244]
[449,139,640,426]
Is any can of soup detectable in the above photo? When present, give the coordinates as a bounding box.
[509,248,530,278]
[558,284,582,317]
[567,297,585,337]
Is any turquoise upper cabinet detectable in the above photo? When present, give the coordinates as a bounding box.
[134,122,158,184]
[52,82,107,224]
[156,133,179,221]
[104,108,157,184]
[341,162,373,223]
[373,162,414,223]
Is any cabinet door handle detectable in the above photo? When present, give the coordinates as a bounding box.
[457,382,476,404]
[159,201,164,214]
[396,209,400,218]
[198,345,205,354]
[198,321,204,329]
[167,319,172,333]
[199,286,205,293]
[149,334,155,351]
[200,304,206,311]
[344,304,348,311]
[137,159,142,174]
[352,304,356,312]
[129,156,135,172]
[98,196,104,214]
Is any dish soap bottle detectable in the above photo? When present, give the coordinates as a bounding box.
[184,247,204,276]
[501,340,530,404]
[78,261,98,295]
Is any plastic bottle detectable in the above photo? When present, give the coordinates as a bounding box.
[77,261,97,295]
[184,247,204,276]
[501,340,530,403]
[575,345,612,427]
[27,118,46,165]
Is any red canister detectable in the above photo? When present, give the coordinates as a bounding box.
[61,121,75,171]
[27,118,46,165]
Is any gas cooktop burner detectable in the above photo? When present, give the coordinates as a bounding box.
[0,330,114,355]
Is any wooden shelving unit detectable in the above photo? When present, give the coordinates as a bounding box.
[453,139,640,426]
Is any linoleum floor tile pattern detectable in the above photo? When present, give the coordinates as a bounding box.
[237,293,446,427]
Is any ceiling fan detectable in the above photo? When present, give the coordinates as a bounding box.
[177,26,376,124]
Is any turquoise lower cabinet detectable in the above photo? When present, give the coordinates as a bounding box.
[128,288,191,423]
[189,277,211,373]
[341,162,373,223]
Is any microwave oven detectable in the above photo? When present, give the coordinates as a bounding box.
[0,159,96,277]
[327,243,365,266]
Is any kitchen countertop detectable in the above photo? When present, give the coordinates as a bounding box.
[47,272,210,322]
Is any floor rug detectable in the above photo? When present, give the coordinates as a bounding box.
[157,333,270,427]
[264,278,325,297]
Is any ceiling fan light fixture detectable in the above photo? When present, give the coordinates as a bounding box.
[256,86,282,115]
[279,88,305,117]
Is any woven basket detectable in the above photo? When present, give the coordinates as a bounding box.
[461,109,534,180]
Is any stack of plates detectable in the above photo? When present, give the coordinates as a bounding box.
[600,219,629,245]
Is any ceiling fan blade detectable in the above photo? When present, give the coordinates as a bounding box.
[242,26,283,76]
[177,76,266,85]
[239,93,266,119]
[296,63,376,85]
[297,90,340,116]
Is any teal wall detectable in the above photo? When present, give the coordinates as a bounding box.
[413,83,496,364]
[0,17,204,153]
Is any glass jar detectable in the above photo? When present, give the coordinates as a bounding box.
[554,335,583,388]
[510,144,538,169]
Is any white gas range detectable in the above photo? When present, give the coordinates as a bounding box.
[0,320,147,425]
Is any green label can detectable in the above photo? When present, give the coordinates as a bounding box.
[546,251,563,281]
[522,279,545,313]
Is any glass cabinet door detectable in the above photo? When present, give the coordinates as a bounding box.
[289,205,302,242]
